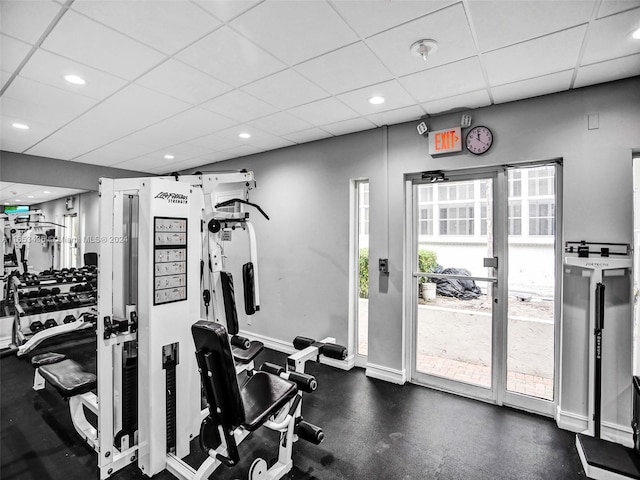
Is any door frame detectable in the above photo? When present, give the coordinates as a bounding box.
[403,161,562,416]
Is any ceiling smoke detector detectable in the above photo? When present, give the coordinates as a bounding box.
[410,39,438,62]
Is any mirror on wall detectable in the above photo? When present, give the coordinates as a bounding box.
[1,182,96,274]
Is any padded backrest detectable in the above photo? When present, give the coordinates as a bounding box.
[242,262,256,315]
[192,321,245,430]
[220,272,239,335]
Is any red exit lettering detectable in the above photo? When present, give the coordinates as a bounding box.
[435,130,459,151]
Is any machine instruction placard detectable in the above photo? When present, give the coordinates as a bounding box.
[153,217,187,305]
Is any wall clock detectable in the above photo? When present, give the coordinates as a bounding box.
[465,126,493,155]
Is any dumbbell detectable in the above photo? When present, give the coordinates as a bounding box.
[63,315,76,324]
[29,321,45,333]
[44,319,57,329]
[42,298,57,312]
[51,287,61,295]
[38,288,51,297]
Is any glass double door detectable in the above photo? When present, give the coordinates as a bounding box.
[410,166,557,415]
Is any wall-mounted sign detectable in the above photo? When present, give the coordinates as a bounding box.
[428,127,462,155]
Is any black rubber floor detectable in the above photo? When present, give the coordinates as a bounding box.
[1,335,585,480]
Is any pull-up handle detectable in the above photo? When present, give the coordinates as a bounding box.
[215,198,270,221]
[595,283,605,331]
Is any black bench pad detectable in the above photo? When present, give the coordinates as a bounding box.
[39,359,96,397]
[241,371,296,431]
[31,352,66,368]
[232,341,264,365]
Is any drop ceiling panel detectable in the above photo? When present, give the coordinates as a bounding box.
[187,133,242,152]
[1,34,33,73]
[483,25,587,86]
[422,89,491,115]
[331,0,455,38]
[283,127,333,144]
[597,0,640,18]
[26,84,190,159]
[365,3,477,77]
[289,97,359,126]
[295,42,394,95]
[0,0,62,45]
[72,143,138,167]
[400,57,486,103]
[135,59,232,105]
[149,155,221,175]
[176,26,285,87]
[336,79,418,115]
[192,0,260,22]
[320,117,377,136]
[222,144,264,158]
[491,70,573,104]
[110,154,183,173]
[1,71,11,90]
[249,136,296,151]
[248,111,313,136]
[365,105,425,127]
[231,1,359,65]
[200,89,278,123]
[40,10,166,80]
[575,53,640,87]
[19,49,128,101]
[581,8,640,65]
[215,124,275,144]
[71,0,220,55]
[468,0,594,52]
[241,69,329,110]
[0,115,59,153]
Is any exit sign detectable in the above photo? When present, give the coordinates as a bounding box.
[428,127,462,155]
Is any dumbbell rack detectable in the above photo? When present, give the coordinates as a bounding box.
[11,268,98,356]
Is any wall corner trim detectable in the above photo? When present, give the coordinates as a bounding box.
[365,362,407,385]
[238,329,355,371]
[556,407,634,448]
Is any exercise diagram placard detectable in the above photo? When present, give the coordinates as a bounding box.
[154,217,187,305]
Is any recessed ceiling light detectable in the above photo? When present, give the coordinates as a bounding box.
[27,195,34,198]
[369,96,385,105]
[12,123,29,130]
[43,191,51,194]
[632,27,640,40]
[164,154,174,160]
[15,199,21,202]
[64,74,86,85]
[239,132,251,139]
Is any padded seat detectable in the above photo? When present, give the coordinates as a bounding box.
[232,341,264,365]
[38,359,97,397]
[31,352,66,368]
[240,371,296,431]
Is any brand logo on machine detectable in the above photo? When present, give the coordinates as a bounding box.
[155,192,188,204]
[586,261,609,267]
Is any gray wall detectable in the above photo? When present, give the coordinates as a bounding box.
[197,77,640,432]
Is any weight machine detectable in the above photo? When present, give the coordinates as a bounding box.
[30,172,331,480]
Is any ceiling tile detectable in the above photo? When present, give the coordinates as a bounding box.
[320,117,377,136]
[214,124,274,144]
[136,59,232,105]
[19,49,128,100]
[71,0,220,55]
[468,0,594,52]
[148,155,221,175]
[250,136,296,151]
[71,143,138,166]
[0,114,58,153]
[365,105,425,127]
[581,8,640,65]
[422,89,491,115]
[1,70,11,90]
[110,154,178,173]
[0,0,62,45]
[337,79,418,115]
[231,1,358,65]
[365,3,477,77]
[331,0,455,38]
[575,53,640,88]
[176,26,285,87]
[200,89,278,123]
[1,75,97,129]
[288,98,359,126]
[40,10,166,80]
[283,127,333,144]
[1,34,32,73]
[241,69,329,110]
[26,84,190,159]
[150,143,213,162]
[187,133,243,152]
[491,70,573,104]
[483,25,587,86]
[248,111,313,136]
[597,1,640,18]
[192,1,260,22]
[400,57,486,103]
[221,144,264,158]
[295,41,393,95]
